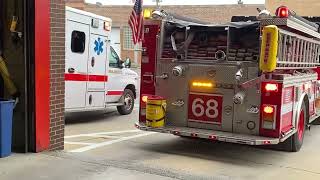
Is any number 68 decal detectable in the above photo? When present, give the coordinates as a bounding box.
[192,98,219,118]
[188,93,223,124]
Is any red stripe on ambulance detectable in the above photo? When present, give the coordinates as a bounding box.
[88,75,108,82]
[107,91,123,96]
[65,73,108,82]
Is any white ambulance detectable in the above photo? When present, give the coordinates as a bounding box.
[65,7,138,115]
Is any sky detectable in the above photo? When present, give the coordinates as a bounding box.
[85,0,265,5]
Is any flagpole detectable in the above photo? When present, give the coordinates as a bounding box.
[134,43,139,65]
[156,0,160,10]
[133,0,144,65]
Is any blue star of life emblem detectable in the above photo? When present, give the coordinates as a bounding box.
[94,37,104,55]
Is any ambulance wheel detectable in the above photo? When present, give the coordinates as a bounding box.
[284,102,307,152]
[117,89,134,115]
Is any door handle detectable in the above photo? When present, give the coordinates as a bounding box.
[68,68,75,73]
[91,57,95,67]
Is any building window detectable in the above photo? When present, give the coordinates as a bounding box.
[71,31,86,53]
[123,26,142,50]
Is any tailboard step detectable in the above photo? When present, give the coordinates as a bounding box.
[136,123,280,145]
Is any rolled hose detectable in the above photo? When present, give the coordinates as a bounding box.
[0,56,20,100]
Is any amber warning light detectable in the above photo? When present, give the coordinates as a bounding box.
[143,9,153,19]
[192,82,213,88]
[263,106,275,114]
[142,95,148,103]
[262,105,277,127]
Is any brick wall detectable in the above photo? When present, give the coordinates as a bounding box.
[266,0,320,16]
[50,0,66,150]
[65,0,85,10]
[83,4,265,26]
[120,27,142,65]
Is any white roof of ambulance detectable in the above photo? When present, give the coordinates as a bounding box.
[66,6,112,23]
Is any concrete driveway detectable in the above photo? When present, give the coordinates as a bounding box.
[61,106,320,180]
[1,107,320,180]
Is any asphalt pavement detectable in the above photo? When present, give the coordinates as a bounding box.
[1,107,320,180]
[2,68,320,179]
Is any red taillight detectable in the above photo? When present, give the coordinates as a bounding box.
[276,6,289,18]
[263,106,275,114]
[265,83,278,92]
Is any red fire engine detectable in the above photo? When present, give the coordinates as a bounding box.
[136,6,320,152]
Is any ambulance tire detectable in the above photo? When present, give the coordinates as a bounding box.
[284,102,307,152]
[117,89,135,115]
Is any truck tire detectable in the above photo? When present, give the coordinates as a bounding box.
[117,89,135,115]
[283,101,307,152]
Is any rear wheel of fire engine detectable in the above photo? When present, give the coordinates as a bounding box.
[286,102,307,152]
[117,89,134,115]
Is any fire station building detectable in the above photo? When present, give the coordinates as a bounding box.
[0,0,65,152]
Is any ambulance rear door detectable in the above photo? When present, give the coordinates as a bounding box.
[65,20,90,110]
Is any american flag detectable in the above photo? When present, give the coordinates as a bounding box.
[129,0,144,44]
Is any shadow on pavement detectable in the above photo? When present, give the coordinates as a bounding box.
[65,110,121,124]
[137,136,290,166]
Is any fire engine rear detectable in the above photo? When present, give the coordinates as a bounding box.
[136,7,320,152]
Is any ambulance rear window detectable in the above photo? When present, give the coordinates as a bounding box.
[71,31,86,53]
